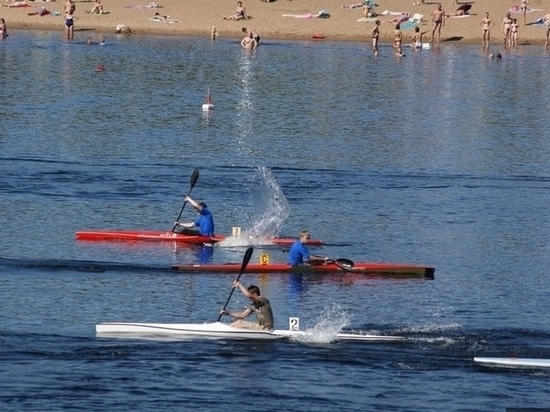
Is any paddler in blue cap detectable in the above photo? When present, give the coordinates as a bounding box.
[174,195,215,236]
[288,230,329,266]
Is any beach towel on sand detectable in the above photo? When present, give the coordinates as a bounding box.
[125,2,162,8]
[400,21,416,30]
[282,10,330,18]
[356,17,378,22]
[380,10,404,16]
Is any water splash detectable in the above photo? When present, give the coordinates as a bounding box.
[218,167,290,247]
[399,323,462,334]
[292,302,351,344]
[247,166,290,237]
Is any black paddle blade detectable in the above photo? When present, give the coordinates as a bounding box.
[190,168,199,190]
[335,258,354,271]
[217,247,254,322]
[240,247,254,274]
[171,168,200,232]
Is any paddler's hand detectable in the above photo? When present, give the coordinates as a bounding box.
[220,309,228,316]
[174,221,181,226]
[232,280,240,288]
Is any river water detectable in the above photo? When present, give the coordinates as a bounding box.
[1,30,550,411]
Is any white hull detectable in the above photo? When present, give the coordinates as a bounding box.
[96,321,405,342]
[474,357,550,368]
[202,103,214,111]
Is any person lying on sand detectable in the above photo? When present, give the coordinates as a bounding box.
[385,12,410,24]
[2,1,32,8]
[341,2,364,9]
[527,13,550,25]
[447,4,471,17]
[123,3,162,9]
[153,12,168,22]
[28,7,51,16]
[151,12,178,23]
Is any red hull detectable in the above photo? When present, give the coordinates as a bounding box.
[75,230,323,246]
[172,262,435,278]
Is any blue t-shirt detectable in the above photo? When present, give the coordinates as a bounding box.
[288,240,310,266]
[193,207,214,236]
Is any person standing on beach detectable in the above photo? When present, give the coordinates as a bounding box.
[520,0,528,26]
[431,4,445,43]
[546,17,550,47]
[371,19,380,52]
[0,18,7,40]
[480,12,494,49]
[393,23,402,50]
[502,12,512,47]
[64,0,76,40]
[510,18,519,50]
[411,26,428,49]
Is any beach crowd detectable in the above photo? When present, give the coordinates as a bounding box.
[0,0,549,50]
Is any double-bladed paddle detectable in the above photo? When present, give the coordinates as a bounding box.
[282,248,354,272]
[217,247,254,321]
[330,258,354,271]
[172,168,200,232]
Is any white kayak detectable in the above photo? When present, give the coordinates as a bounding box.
[474,357,550,368]
[96,321,405,342]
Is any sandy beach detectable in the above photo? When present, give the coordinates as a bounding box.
[1,0,549,45]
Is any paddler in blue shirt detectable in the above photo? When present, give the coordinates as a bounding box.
[288,230,329,266]
[174,195,215,236]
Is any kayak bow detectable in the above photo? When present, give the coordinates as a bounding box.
[474,357,550,368]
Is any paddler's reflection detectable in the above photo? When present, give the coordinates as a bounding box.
[196,244,214,263]
[289,273,306,301]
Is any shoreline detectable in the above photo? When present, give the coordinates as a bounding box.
[1,0,549,45]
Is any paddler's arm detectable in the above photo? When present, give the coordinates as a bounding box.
[174,221,195,228]
[220,306,252,320]
[185,195,203,211]
[233,281,261,302]
[309,255,329,264]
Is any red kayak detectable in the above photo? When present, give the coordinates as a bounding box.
[172,261,435,278]
[75,230,324,246]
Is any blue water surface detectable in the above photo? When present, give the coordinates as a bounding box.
[1,30,550,411]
